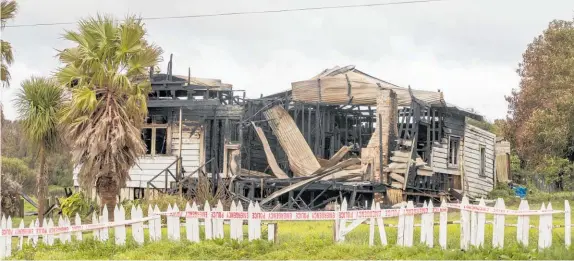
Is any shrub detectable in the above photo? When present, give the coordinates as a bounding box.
[60,192,93,219]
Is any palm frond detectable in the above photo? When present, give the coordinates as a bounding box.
[0,0,18,29]
[1,63,10,87]
[1,40,14,65]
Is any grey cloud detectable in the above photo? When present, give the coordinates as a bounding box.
[2,0,573,120]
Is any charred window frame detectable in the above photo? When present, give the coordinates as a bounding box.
[448,135,460,167]
[142,126,169,156]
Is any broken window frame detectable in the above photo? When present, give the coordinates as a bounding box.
[479,145,486,177]
[142,124,169,157]
[447,135,460,168]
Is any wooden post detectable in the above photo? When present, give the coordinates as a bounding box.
[178,106,183,197]
[404,201,414,247]
[538,203,547,250]
[397,203,406,246]
[565,200,571,248]
[492,198,505,248]
[439,200,447,249]
[476,198,486,247]
[267,223,278,243]
[205,201,213,240]
[460,196,470,250]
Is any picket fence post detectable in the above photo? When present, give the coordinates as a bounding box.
[397,203,405,246]
[460,196,470,250]
[368,200,375,246]
[91,212,100,241]
[216,200,224,239]
[186,202,199,242]
[426,200,434,247]
[267,223,276,243]
[74,213,82,241]
[439,200,447,249]
[166,204,173,240]
[546,203,553,248]
[136,206,145,244]
[254,202,262,240]
[58,216,65,243]
[236,201,244,241]
[470,206,477,247]
[565,200,571,248]
[172,204,181,241]
[338,198,348,242]
[375,202,387,246]
[5,217,12,257]
[101,206,109,241]
[117,205,127,245]
[492,198,505,248]
[27,219,36,246]
[47,218,55,246]
[247,201,253,241]
[204,201,213,240]
[229,201,237,240]
[517,200,529,246]
[153,205,162,240]
[147,204,156,242]
[17,219,24,251]
[0,216,5,259]
[476,198,486,247]
[404,201,414,247]
[420,201,427,246]
[537,202,554,250]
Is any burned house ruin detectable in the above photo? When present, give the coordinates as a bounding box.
[74,59,496,209]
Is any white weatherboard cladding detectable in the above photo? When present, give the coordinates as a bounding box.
[73,124,202,189]
[463,124,496,198]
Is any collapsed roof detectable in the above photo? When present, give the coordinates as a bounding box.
[290,65,483,120]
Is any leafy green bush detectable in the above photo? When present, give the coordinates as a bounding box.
[488,183,514,199]
[2,156,35,194]
[60,192,93,218]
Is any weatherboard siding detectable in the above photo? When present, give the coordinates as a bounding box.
[462,123,496,198]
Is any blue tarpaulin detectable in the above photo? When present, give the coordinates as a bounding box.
[513,186,527,199]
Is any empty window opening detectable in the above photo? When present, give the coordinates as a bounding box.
[175,90,188,100]
[142,128,152,154]
[142,127,168,156]
[479,146,486,177]
[448,136,460,167]
[155,128,167,155]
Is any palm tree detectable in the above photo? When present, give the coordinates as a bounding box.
[15,77,63,225]
[56,15,162,220]
[1,0,17,86]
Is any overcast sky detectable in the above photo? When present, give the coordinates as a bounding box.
[1,0,573,121]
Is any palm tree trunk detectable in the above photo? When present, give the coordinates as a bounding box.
[96,176,117,221]
[37,146,47,226]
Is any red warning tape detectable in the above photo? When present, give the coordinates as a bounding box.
[158,207,449,220]
[1,202,566,236]
[447,203,564,216]
[1,216,156,237]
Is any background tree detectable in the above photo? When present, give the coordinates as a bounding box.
[506,19,574,166]
[56,15,162,220]
[15,77,64,224]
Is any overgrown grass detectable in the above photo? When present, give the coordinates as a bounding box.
[9,201,574,260]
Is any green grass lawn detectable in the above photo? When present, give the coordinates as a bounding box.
[8,200,574,260]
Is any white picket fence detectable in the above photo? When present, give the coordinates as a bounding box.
[0,197,571,258]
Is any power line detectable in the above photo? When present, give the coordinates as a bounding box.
[6,0,453,28]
